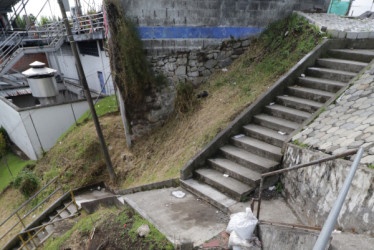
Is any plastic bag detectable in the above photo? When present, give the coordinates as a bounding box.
[229,231,252,250]
[226,207,258,240]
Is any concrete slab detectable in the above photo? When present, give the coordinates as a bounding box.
[330,232,374,250]
[74,189,115,208]
[229,197,301,225]
[121,187,228,246]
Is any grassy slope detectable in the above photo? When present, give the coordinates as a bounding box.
[43,206,173,249]
[0,153,34,192]
[36,14,323,190]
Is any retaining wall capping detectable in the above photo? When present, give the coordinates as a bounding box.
[295,11,374,39]
[114,178,179,195]
[282,144,374,235]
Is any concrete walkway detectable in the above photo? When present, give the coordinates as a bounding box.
[119,187,300,247]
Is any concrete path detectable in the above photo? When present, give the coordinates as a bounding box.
[119,187,302,247]
[120,187,228,246]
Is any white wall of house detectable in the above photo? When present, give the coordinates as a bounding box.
[0,96,89,160]
[48,41,115,95]
[19,101,89,159]
[0,97,37,159]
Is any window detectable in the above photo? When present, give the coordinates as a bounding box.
[77,41,99,57]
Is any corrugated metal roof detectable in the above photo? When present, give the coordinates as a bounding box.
[0,87,31,97]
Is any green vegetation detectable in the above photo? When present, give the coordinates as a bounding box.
[43,208,107,249]
[43,206,173,249]
[14,168,40,197]
[0,134,6,157]
[276,181,283,194]
[106,0,155,107]
[368,164,374,170]
[175,82,195,114]
[292,140,308,148]
[0,153,34,192]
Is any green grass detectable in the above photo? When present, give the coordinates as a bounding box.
[43,209,106,249]
[57,95,118,142]
[368,164,374,170]
[0,153,34,192]
[292,140,308,148]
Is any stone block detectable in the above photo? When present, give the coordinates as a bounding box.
[175,66,187,76]
[327,29,339,38]
[346,32,358,39]
[205,59,217,69]
[338,31,347,39]
[357,32,370,39]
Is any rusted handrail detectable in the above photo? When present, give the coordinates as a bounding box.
[256,148,359,220]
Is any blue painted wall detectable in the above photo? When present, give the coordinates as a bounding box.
[138,27,265,39]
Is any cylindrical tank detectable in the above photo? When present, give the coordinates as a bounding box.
[22,61,58,105]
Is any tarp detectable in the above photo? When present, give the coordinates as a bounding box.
[328,0,351,15]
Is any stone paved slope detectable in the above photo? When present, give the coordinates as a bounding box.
[293,62,374,164]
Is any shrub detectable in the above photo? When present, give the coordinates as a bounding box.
[175,82,195,114]
[0,133,6,157]
[0,126,11,150]
[14,169,40,197]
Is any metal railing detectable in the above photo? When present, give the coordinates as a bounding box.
[251,147,363,246]
[313,147,364,250]
[0,176,78,249]
[17,189,79,250]
[0,12,105,75]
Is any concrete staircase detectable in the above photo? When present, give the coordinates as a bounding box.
[181,48,374,211]
[11,200,78,250]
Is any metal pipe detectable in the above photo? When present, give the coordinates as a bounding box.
[256,178,264,220]
[262,148,358,178]
[260,220,322,231]
[313,147,363,250]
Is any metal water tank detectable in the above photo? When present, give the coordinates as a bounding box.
[22,61,58,105]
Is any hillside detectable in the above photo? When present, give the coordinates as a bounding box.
[0,14,323,232]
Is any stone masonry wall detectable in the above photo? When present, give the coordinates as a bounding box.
[282,144,374,235]
[148,38,250,86]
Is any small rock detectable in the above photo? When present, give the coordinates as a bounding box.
[197,91,208,98]
[137,224,150,237]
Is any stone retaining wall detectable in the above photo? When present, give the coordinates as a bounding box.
[282,144,374,235]
[148,38,250,86]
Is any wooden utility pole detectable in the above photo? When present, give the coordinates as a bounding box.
[57,0,117,182]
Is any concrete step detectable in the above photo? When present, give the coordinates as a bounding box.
[231,136,282,162]
[42,221,55,235]
[276,95,323,113]
[287,86,334,103]
[220,145,279,173]
[307,67,356,83]
[298,76,346,93]
[264,104,310,124]
[208,157,262,185]
[180,179,237,213]
[56,208,70,219]
[253,113,299,134]
[195,168,255,201]
[316,58,368,73]
[328,49,374,63]
[64,202,78,215]
[243,124,287,148]
[35,229,49,243]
